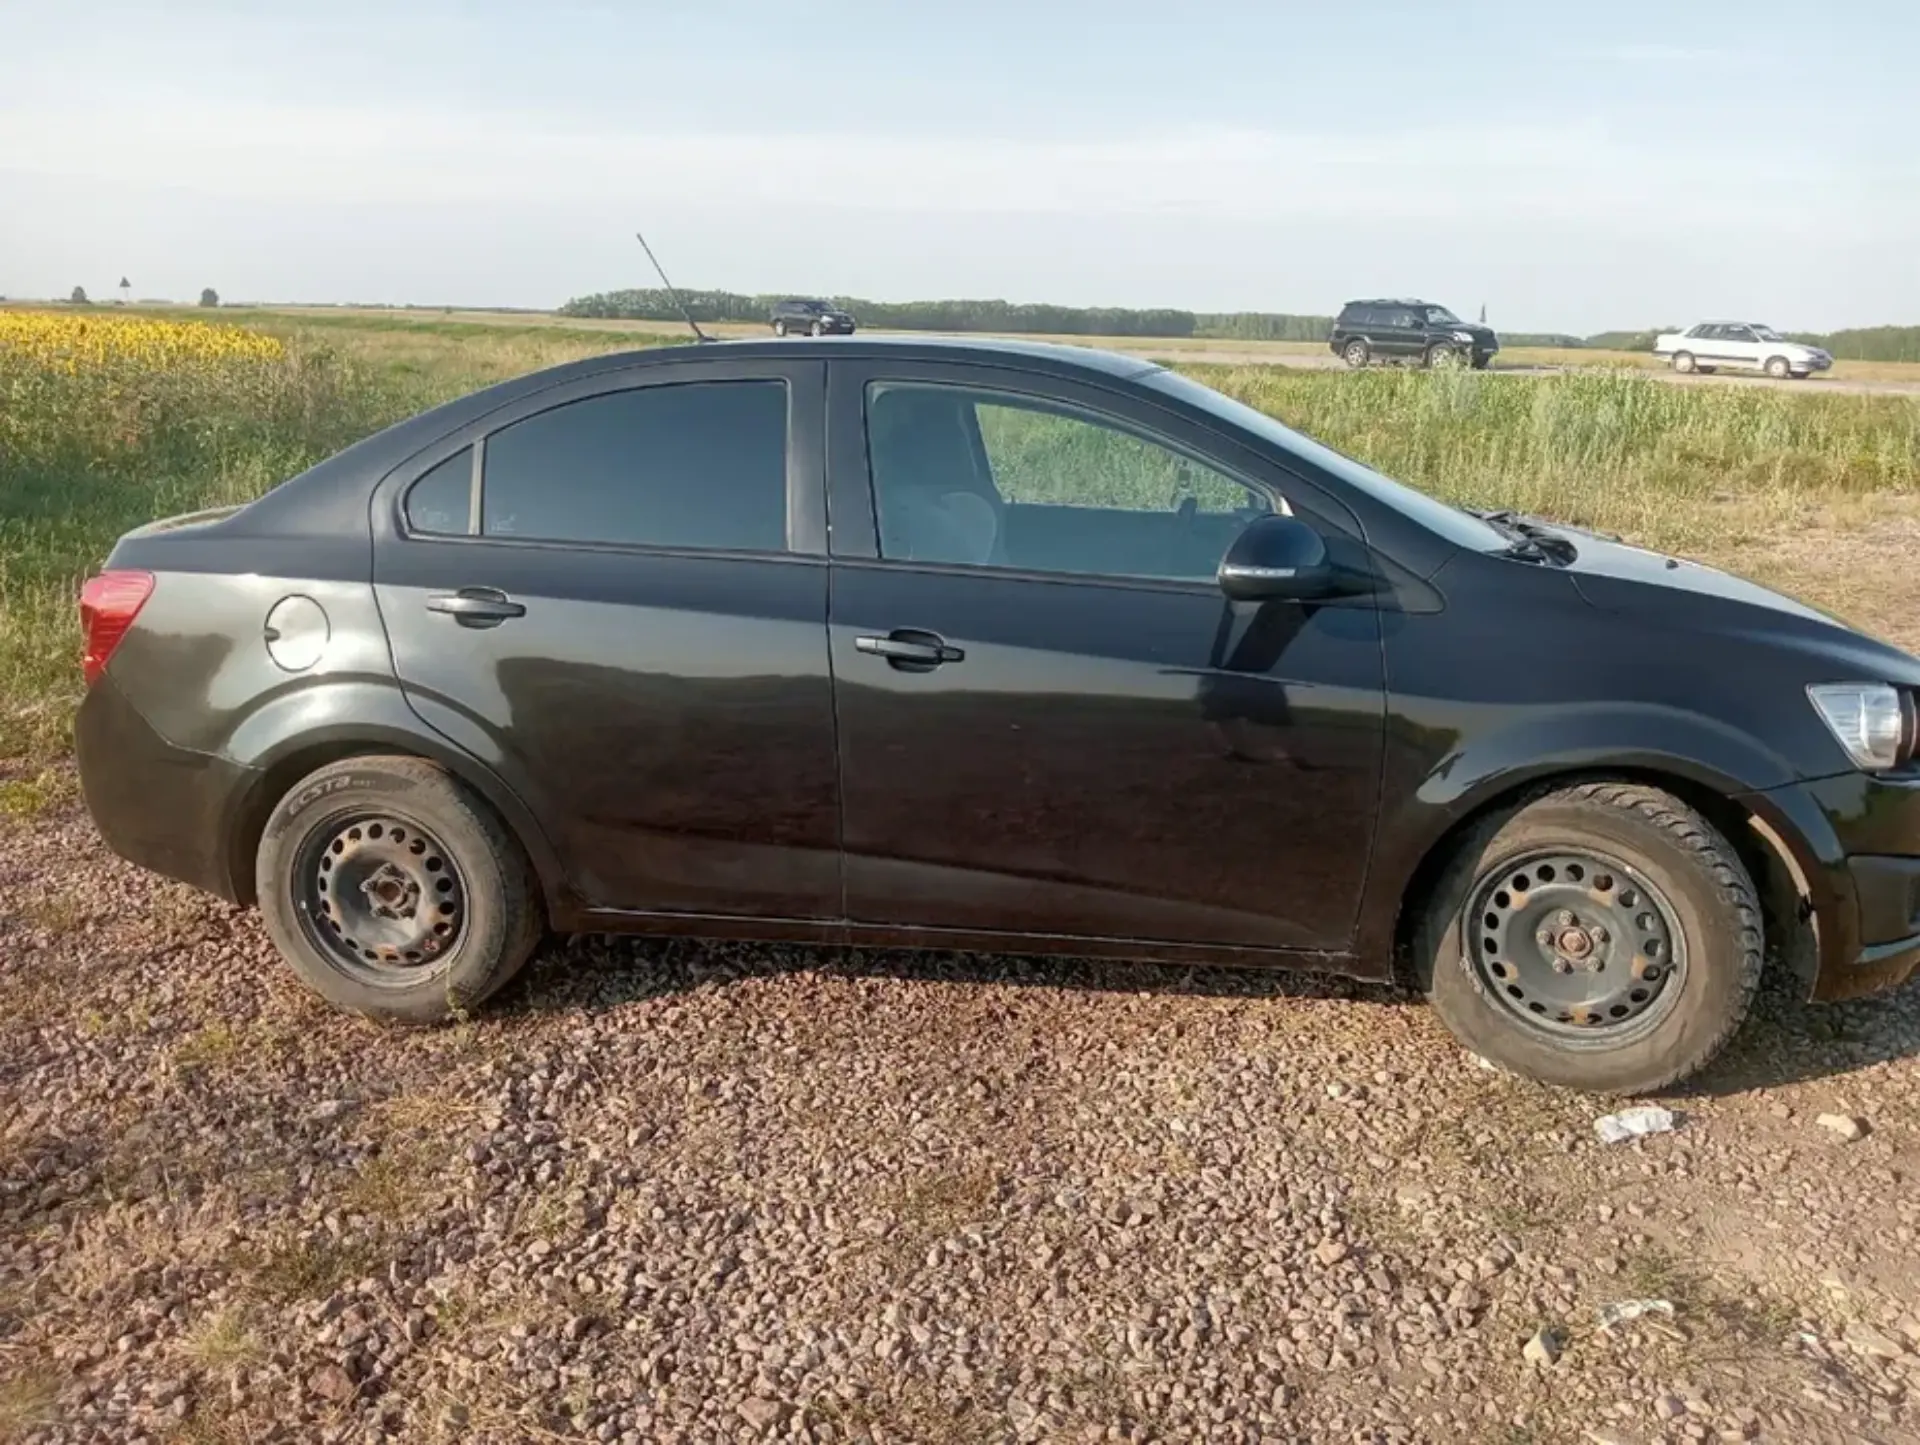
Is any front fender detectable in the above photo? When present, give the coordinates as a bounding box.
[1354,702,1803,966]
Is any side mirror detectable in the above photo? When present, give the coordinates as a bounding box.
[1217,515,1336,602]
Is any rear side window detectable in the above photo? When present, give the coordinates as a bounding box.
[480,381,788,551]
[405,446,473,535]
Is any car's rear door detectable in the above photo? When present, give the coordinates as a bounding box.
[823,357,1387,954]
[371,357,841,923]
[1720,325,1762,371]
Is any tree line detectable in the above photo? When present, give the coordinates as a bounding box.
[562,289,1920,362]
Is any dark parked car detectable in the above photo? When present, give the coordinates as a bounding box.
[1330,299,1498,369]
[770,298,855,337]
[75,336,1920,1094]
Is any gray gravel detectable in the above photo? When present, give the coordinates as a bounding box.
[3,783,1918,1444]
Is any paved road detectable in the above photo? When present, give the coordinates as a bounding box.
[1113,344,1920,396]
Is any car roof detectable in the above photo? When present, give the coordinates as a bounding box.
[594,333,1167,380]
[1344,298,1434,308]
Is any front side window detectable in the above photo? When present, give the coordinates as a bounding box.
[1424,306,1461,325]
[865,382,1275,583]
[1726,326,1757,343]
[480,381,788,551]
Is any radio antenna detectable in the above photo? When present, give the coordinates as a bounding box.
[634,230,711,343]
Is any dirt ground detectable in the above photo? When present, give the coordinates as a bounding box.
[5,527,1920,1445]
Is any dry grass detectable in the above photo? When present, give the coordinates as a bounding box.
[0,1369,60,1438]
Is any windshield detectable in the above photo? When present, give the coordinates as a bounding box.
[1752,324,1784,341]
[1424,307,1462,325]
[1142,370,1510,553]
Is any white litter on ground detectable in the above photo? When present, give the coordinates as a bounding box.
[1592,1104,1676,1144]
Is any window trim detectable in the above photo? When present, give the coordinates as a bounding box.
[379,358,829,560]
[856,376,1289,589]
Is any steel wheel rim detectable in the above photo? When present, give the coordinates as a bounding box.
[1466,849,1687,1044]
[294,812,468,986]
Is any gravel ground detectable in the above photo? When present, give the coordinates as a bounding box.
[3,784,1919,1445]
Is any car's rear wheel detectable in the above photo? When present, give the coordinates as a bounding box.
[1765,356,1792,379]
[1418,781,1762,1095]
[773,320,788,337]
[1671,351,1696,374]
[1342,339,1370,369]
[257,756,541,1024]
[809,320,824,337]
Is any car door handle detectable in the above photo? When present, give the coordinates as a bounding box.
[855,631,965,668]
[426,588,526,626]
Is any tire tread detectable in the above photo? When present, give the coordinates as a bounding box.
[1419,779,1763,1095]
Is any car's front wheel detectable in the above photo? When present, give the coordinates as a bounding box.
[1765,356,1793,380]
[1418,781,1763,1095]
[256,756,542,1024]
[1425,344,1462,370]
[809,320,824,337]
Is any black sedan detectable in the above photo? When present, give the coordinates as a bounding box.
[770,298,855,337]
[75,336,1920,1094]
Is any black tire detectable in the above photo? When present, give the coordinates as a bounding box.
[1342,339,1370,369]
[1418,781,1762,1095]
[1425,344,1458,370]
[809,320,824,337]
[1764,356,1792,380]
[773,320,788,338]
[256,756,541,1024]
[1470,353,1491,371]
[1671,351,1695,374]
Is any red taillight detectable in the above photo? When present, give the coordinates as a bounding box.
[79,570,154,686]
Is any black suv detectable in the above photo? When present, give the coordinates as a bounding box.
[770,298,856,337]
[1330,299,1498,370]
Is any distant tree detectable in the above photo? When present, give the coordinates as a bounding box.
[70,285,89,305]
[199,287,220,308]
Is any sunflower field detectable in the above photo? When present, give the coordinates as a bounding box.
[0,309,404,758]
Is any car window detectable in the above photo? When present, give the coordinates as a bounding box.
[481,381,788,551]
[865,382,1278,582]
[1388,310,1416,328]
[1726,326,1755,342]
[405,446,473,535]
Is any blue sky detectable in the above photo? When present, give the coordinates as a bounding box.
[2,0,1914,331]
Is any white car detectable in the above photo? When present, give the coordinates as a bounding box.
[1653,322,1833,380]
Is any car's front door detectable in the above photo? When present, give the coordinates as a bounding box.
[372,358,841,922]
[824,360,1388,954]
[1378,306,1424,359]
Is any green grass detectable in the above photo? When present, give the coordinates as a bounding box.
[3,308,1916,766]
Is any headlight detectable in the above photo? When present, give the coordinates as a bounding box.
[1452,331,1474,343]
[1808,683,1912,770]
